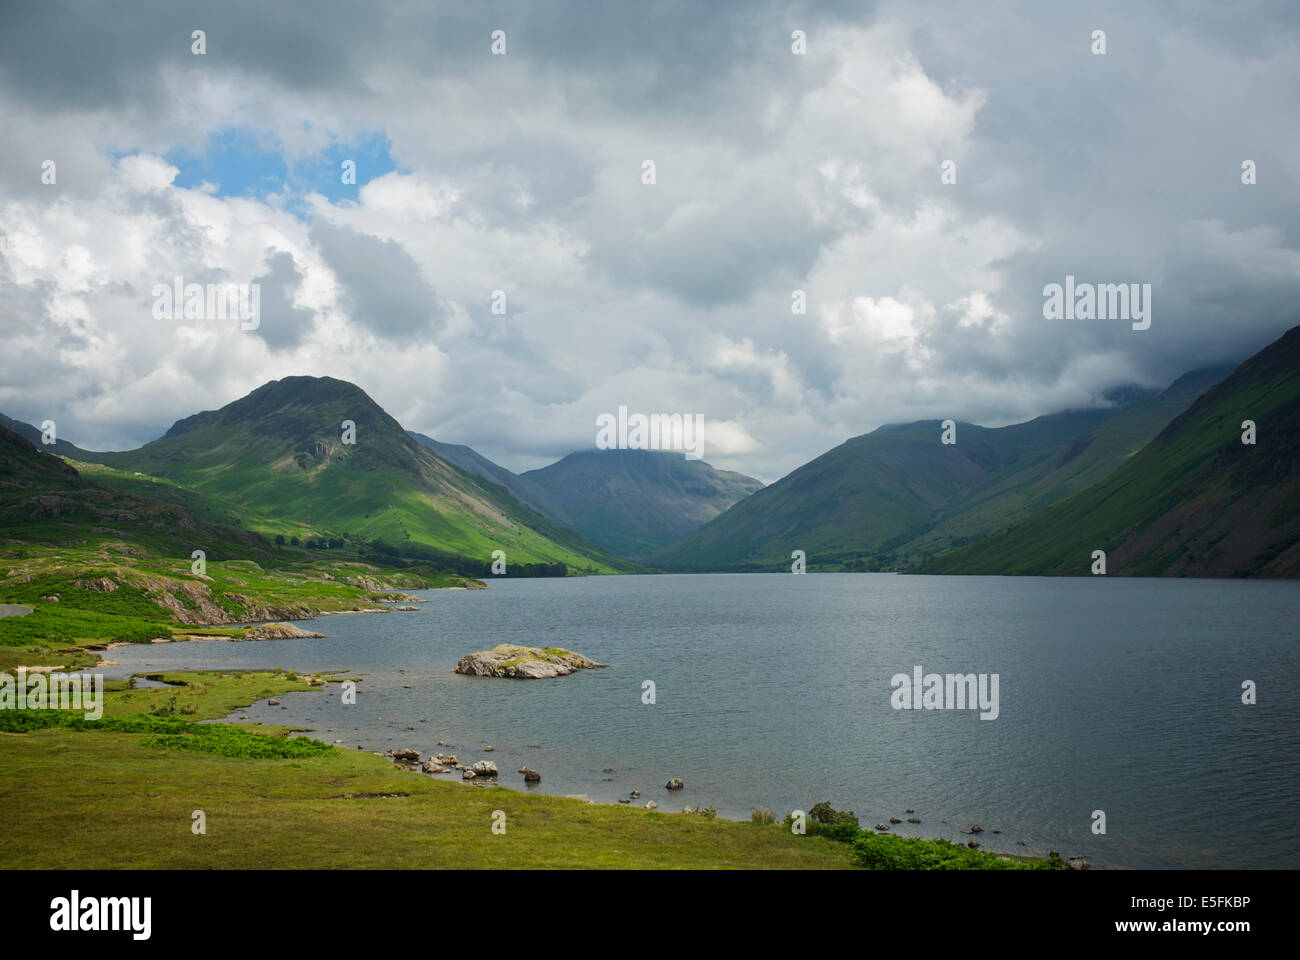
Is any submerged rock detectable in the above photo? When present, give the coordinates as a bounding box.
[453,643,608,679]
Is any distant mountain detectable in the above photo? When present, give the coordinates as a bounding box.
[69,377,626,572]
[409,432,570,525]
[0,413,102,461]
[651,395,1181,572]
[920,326,1300,577]
[516,449,765,558]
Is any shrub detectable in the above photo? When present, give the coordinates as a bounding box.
[751,808,775,824]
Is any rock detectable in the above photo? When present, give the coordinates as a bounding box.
[874,824,889,831]
[442,755,457,765]
[907,817,921,824]
[1049,850,1060,858]
[462,769,476,780]
[421,761,448,774]
[665,778,684,790]
[1068,859,1090,871]
[391,748,420,762]
[470,760,498,777]
[991,829,1001,834]
[267,699,280,706]
[244,622,325,640]
[41,595,59,603]
[889,817,902,824]
[970,824,984,834]
[521,768,541,783]
[484,745,494,752]
[967,840,980,849]
[602,767,614,773]
[74,577,118,592]
[645,801,657,809]
[905,808,915,814]
[453,643,608,679]
[619,798,630,803]
[629,790,641,798]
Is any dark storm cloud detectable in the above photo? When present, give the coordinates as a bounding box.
[309,221,445,341]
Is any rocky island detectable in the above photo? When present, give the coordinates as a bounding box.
[454,643,608,679]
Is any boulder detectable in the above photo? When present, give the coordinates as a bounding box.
[970,824,984,834]
[453,643,608,679]
[521,767,541,783]
[665,778,684,790]
[907,817,921,824]
[391,748,420,762]
[462,769,476,780]
[421,761,449,774]
[470,760,498,777]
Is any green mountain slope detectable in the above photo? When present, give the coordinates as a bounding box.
[921,326,1300,577]
[71,377,624,572]
[902,368,1229,561]
[650,405,1144,572]
[0,423,269,561]
[409,432,572,526]
[517,449,765,558]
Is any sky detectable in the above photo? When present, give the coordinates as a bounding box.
[1,0,1298,484]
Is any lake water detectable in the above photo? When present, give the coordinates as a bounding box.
[103,573,1300,869]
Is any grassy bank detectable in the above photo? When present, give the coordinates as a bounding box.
[0,670,1062,869]
[0,670,854,869]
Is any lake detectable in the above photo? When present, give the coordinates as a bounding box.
[103,573,1300,869]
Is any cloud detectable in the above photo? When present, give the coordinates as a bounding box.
[0,0,1297,484]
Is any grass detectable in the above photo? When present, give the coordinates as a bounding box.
[0,669,855,869]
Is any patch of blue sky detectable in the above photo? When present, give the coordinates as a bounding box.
[135,126,396,216]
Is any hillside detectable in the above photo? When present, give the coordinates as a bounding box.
[68,377,624,572]
[518,449,765,558]
[650,406,1135,571]
[920,325,1300,577]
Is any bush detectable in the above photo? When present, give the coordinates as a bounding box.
[852,833,1061,870]
[751,808,775,824]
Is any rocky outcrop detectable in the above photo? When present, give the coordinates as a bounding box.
[242,622,325,640]
[453,643,608,679]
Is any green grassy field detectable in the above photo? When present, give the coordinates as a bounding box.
[0,670,1063,869]
[0,671,855,869]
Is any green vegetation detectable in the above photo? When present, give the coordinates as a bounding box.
[0,669,855,869]
[852,833,1064,870]
[784,802,1060,870]
[922,327,1300,576]
[69,376,626,573]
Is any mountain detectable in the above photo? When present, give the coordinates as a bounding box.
[515,449,766,558]
[408,432,570,525]
[0,413,102,461]
[899,367,1230,561]
[920,326,1300,577]
[0,423,269,559]
[650,391,1196,572]
[70,377,626,572]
